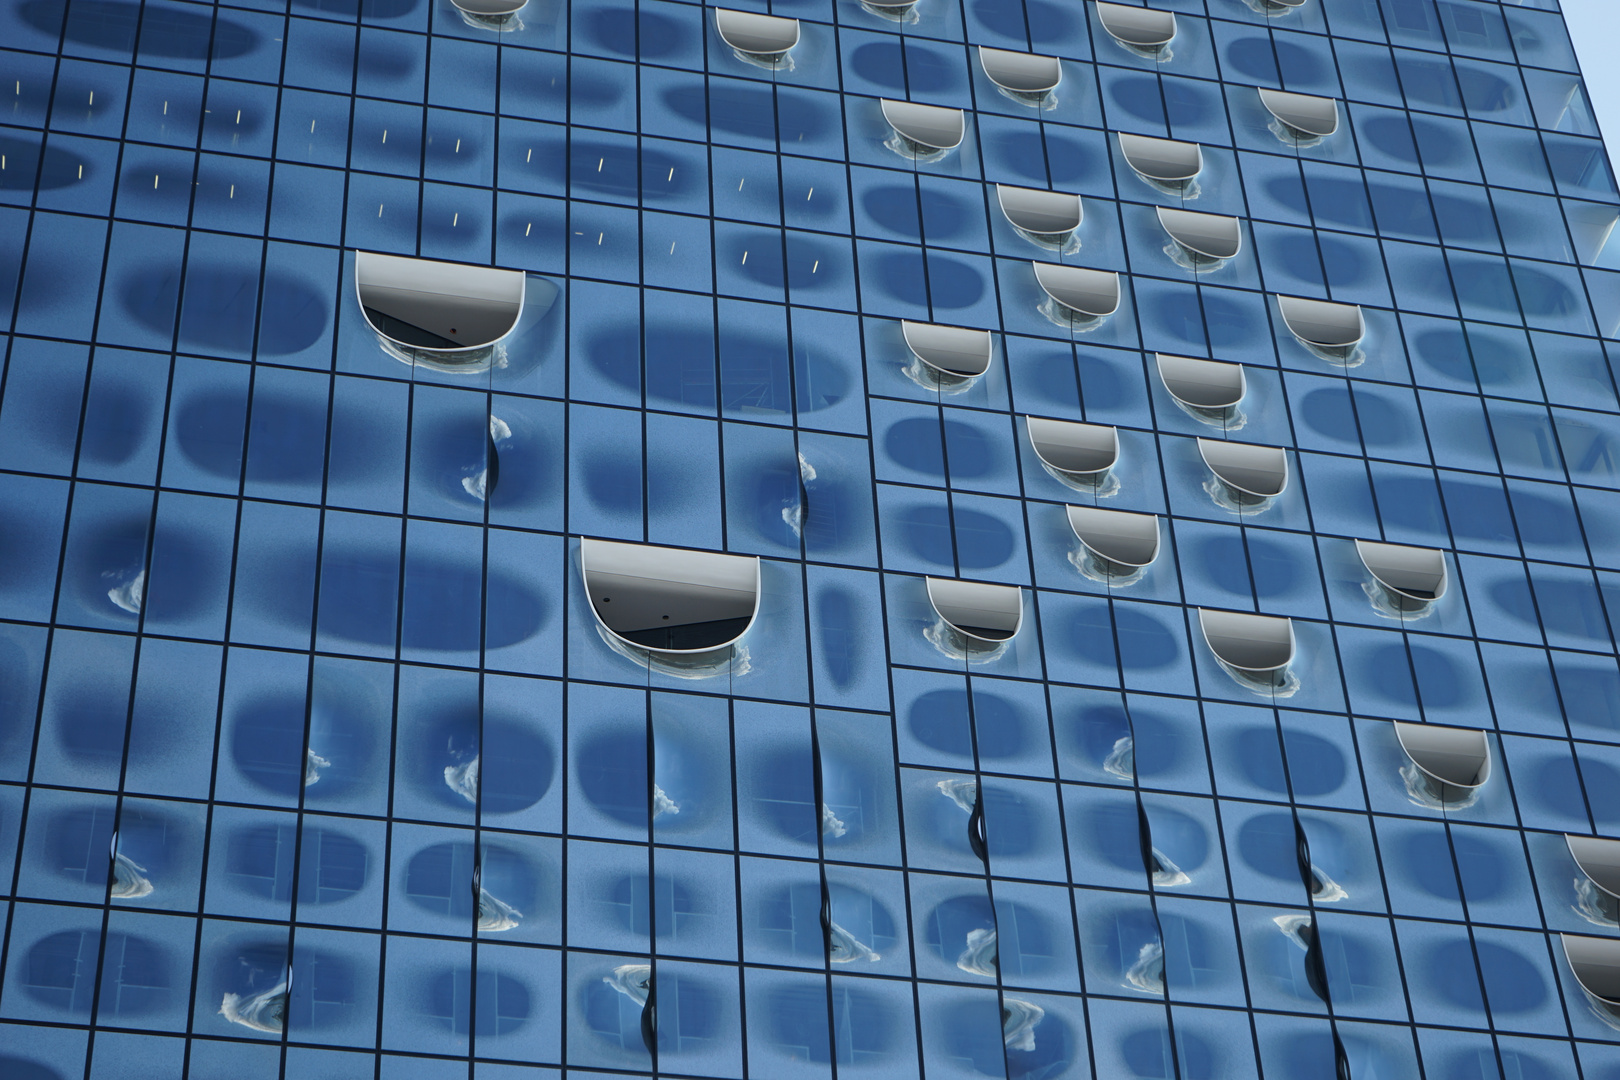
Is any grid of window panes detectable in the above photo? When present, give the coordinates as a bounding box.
[5,0,1620,1077]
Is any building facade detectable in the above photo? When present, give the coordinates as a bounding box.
[3,0,1620,1076]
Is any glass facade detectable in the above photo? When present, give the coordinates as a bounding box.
[4,0,1620,1076]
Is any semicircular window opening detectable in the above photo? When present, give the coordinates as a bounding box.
[978,46,1062,108]
[1096,1,1176,60]
[1117,132,1203,196]
[925,577,1024,654]
[859,0,920,22]
[715,9,800,69]
[582,538,761,670]
[1033,263,1119,330]
[997,185,1083,252]
[1259,88,1339,144]
[1392,721,1491,806]
[451,0,528,30]
[1157,207,1242,271]
[1026,416,1119,494]
[1278,295,1365,364]
[901,321,994,393]
[1197,438,1288,510]
[880,100,965,161]
[1066,506,1160,584]
[1563,934,1620,1018]
[1157,354,1246,427]
[355,252,526,373]
[1567,835,1620,925]
[1355,540,1448,617]
[1249,0,1306,13]
[1199,609,1296,693]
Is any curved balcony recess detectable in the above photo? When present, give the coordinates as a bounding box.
[1157,354,1246,419]
[1198,439,1288,501]
[881,99,965,156]
[1157,207,1243,265]
[452,0,527,20]
[1067,506,1161,572]
[926,577,1024,643]
[1096,2,1176,52]
[978,46,1062,105]
[1355,540,1448,613]
[1027,417,1118,485]
[901,321,993,392]
[1278,296,1365,361]
[355,252,525,366]
[1199,609,1296,683]
[1568,836,1620,918]
[1033,263,1120,323]
[1259,88,1339,140]
[997,185,1083,247]
[715,9,800,65]
[1118,133,1203,190]
[581,538,761,656]
[1393,721,1491,804]
[860,0,920,21]
[1563,935,1620,1015]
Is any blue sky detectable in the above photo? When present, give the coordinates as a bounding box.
[1562,0,1619,172]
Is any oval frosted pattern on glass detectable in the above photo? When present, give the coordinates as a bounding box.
[355,252,526,352]
[1032,263,1120,318]
[997,186,1082,238]
[1562,935,1620,1004]
[1199,609,1295,673]
[978,46,1062,93]
[1277,296,1365,350]
[1157,354,1245,410]
[902,321,993,376]
[1568,835,1620,900]
[1095,1,1176,47]
[1156,208,1243,260]
[879,99,965,151]
[1197,439,1289,498]
[926,577,1023,642]
[1392,722,1491,790]
[1355,540,1448,602]
[1066,506,1160,568]
[581,538,761,654]
[714,9,800,58]
[1026,417,1118,476]
[1259,88,1340,138]
[1117,133,1203,182]
[452,0,527,14]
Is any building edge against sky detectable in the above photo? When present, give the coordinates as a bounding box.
[6,0,1620,1078]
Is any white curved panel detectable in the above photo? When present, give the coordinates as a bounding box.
[926,578,1023,642]
[1096,1,1175,48]
[355,252,526,355]
[1199,609,1295,674]
[902,321,993,377]
[1157,354,1245,412]
[1066,506,1160,569]
[1564,935,1620,1009]
[1197,439,1288,499]
[1393,721,1491,792]
[997,186,1083,242]
[1033,263,1120,319]
[452,0,528,14]
[880,99,965,152]
[978,46,1062,96]
[1278,296,1365,354]
[1026,417,1118,478]
[1259,88,1339,138]
[715,9,800,62]
[1118,133,1203,184]
[1156,207,1242,261]
[582,538,761,656]
[1355,541,1448,609]
[1568,835,1620,902]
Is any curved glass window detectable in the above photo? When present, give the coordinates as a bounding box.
[977,46,1062,107]
[925,577,1024,643]
[581,538,761,664]
[1026,416,1119,490]
[1158,354,1246,425]
[1117,133,1203,193]
[1066,506,1160,578]
[715,9,799,68]
[1032,263,1120,327]
[1199,609,1296,690]
[1249,0,1306,12]
[355,252,525,371]
[1393,721,1491,804]
[451,0,527,29]
[1277,295,1365,362]
[859,0,919,22]
[1096,1,1176,58]
[996,185,1083,250]
[901,321,993,392]
[1355,540,1448,615]
[880,100,965,159]
[1157,207,1242,269]
[1567,835,1620,923]
[1197,438,1289,502]
[1259,88,1340,142]
[1562,934,1620,1017]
